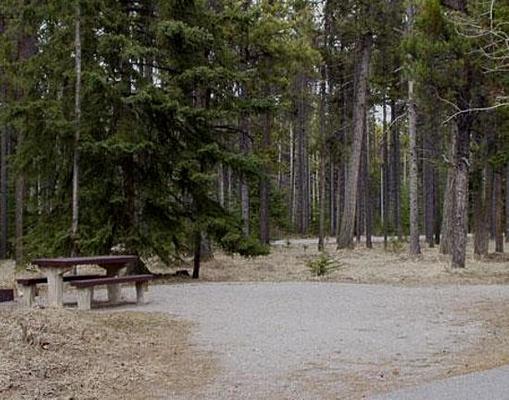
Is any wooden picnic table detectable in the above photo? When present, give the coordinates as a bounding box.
[32,255,138,307]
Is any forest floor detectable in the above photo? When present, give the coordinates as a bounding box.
[0,305,216,399]
[192,237,509,286]
[1,238,509,399]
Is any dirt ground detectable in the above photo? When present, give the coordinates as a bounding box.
[0,306,216,400]
[191,240,509,285]
[1,239,509,399]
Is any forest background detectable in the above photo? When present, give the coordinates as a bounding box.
[0,0,507,277]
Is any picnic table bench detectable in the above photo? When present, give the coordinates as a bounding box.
[70,274,153,310]
[17,274,104,306]
[28,255,143,308]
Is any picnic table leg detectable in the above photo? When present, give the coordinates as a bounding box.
[104,265,122,304]
[46,269,65,308]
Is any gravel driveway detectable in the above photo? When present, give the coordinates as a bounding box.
[128,282,509,399]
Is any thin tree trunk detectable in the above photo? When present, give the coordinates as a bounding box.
[364,114,372,248]
[318,66,327,251]
[390,101,402,239]
[259,109,271,244]
[494,170,504,253]
[0,16,7,259]
[239,117,250,237]
[473,165,491,258]
[337,35,371,249]
[218,163,225,207]
[0,126,7,259]
[408,78,421,256]
[506,163,509,242]
[440,127,457,255]
[71,0,82,257]
[192,229,201,279]
[382,97,388,248]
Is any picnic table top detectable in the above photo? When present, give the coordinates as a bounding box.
[32,255,138,267]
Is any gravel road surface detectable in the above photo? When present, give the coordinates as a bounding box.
[128,283,509,399]
[369,365,509,400]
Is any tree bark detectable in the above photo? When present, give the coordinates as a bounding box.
[408,78,421,256]
[318,65,327,251]
[0,125,7,259]
[440,128,457,255]
[450,117,471,268]
[494,169,504,253]
[71,0,82,257]
[506,163,509,242]
[0,16,7,259]
[473,165,491,258]
[239,115,250,237]
[390,100,402,239]
[259,109,271,244]
[364,114,372,248]
[382,97,389,248]
[192,229,201,279]
[337,35,371,249]
[14,33,37,266]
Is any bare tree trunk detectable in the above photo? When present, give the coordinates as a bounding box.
[218,163,225,207]
[15,34,36,266]
[318,66,327,251]
[0,125,7,259]
[506,163,509,243]
[15,138,24,266]
[239,116,250,237]
[494,170,504,253]
[473,166,491,258]
[192,229,201,279]
[440,128,457,255]
[259,109,271,244]
[294,74,310,235]
[450,118,471,268]
[364,115,372,248]
[390,101,402,239]
[71,0,82,258]
[337,35,371,249]
[0,16,7,259]
[382,97,389,248]
[408,78,421,256]
[423,116,438,248]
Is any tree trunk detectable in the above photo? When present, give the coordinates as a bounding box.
[14,34,36,266]
[364,115,372,249]
[0,16,7,259]
[506,163,509,242]
[337,35,371,249]
[423,118,438,248]
[71,0,82,257]
[382,97,389,248]
[318,65,327,251]
[494,170,504,253]
[192,229,201,279]
[390,100,402,239]
[473,165,491,258]
[239,114,250,237]
[259,109,271,244]
[450,117,471,268]
[0,125,7,259]
[408,78,421,256]
[294,73,310,235]
[440,127,457,255]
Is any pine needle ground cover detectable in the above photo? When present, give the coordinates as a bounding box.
[0,308,216,399]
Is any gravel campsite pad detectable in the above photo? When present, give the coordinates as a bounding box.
[128,282,509,399]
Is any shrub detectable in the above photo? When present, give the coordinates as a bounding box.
[307,252,341,276]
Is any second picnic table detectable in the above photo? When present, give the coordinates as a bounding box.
[32,255,138,307]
